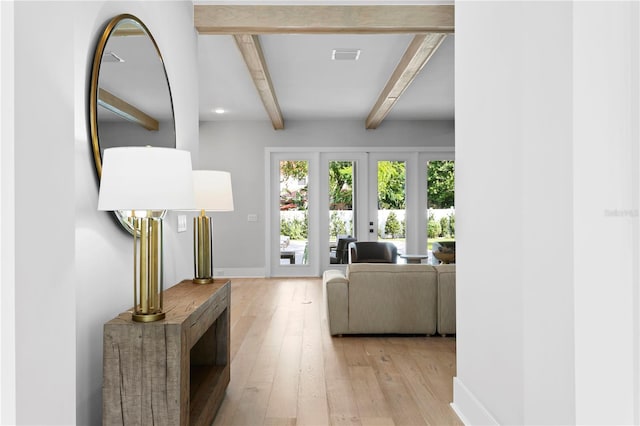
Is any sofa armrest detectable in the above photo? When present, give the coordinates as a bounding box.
[323,270,349,335]
[436,264,456,335]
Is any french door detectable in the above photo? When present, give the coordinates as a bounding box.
[268,152,318,277]
[368,153,413,257]
[267,149,453,276]
[320,153,369,272]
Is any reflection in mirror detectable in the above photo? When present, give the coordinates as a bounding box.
[90,14,175,233]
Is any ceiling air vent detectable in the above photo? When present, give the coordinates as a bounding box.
[332,49,361,61]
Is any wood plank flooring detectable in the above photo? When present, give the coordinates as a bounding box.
[211,277,461,426]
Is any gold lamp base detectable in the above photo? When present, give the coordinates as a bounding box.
[131,212,166,323]
[193,212,215,284]
[193,277,215,285]
[132,312,166,323]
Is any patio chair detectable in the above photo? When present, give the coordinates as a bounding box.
[330,237,357,264]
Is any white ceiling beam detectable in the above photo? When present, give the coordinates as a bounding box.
[233,34,285,130]
[195,5,454,35]
[365,33,447,129]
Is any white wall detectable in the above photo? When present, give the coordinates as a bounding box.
[198,119,454,275]
[0,1,16,424]
[573,2,638,423]
[13,3,76,424]
[1,1,199,424]
[455,1,638,425]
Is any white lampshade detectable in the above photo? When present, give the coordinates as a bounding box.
[98,147,195,211]
[193,170,234,211]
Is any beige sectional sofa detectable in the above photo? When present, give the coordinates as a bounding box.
[323,263,456,336]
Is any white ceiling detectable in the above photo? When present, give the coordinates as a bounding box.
[197,32,454,123]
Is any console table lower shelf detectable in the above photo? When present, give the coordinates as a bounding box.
[103,279,230,426]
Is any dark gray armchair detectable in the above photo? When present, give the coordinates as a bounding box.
[330,237,357,264]
[348,241,398,264]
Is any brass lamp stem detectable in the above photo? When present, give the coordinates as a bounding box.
[132,210,166,322]
[140,216,148,313]
[193,212,214,284]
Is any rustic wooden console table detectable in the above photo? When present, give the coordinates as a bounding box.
[103,279,230,426]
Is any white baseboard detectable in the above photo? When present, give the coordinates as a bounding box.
[213,267,265,278]
[452,377,499,426]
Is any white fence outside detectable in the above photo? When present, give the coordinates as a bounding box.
[280,208,455,236]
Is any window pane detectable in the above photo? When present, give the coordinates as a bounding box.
[279,160,309,265]
[329,161,355,240]
[427,160,455,262]
[377,160,406,255]
[328,161,355,264]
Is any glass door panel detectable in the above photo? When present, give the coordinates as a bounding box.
[376,160,406,256]
[279,160,309,266]
[426,160,455,263]
[328,161,356,264]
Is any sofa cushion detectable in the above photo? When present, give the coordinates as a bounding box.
[346,264,438,334]
[347,263,435,277]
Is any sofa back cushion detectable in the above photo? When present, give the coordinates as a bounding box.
[346,264,437,334]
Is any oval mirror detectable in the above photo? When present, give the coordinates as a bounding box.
[89,14,175,234]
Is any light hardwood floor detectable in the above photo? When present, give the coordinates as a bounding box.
[211,277,462,426]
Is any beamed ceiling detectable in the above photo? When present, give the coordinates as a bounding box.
[195,4,455,129]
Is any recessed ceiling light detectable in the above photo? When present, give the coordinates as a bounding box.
[332,49,361,61]
[214,108,225,114]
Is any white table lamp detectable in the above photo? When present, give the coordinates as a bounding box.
[98,146,195,322]
[192,170,234,284]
